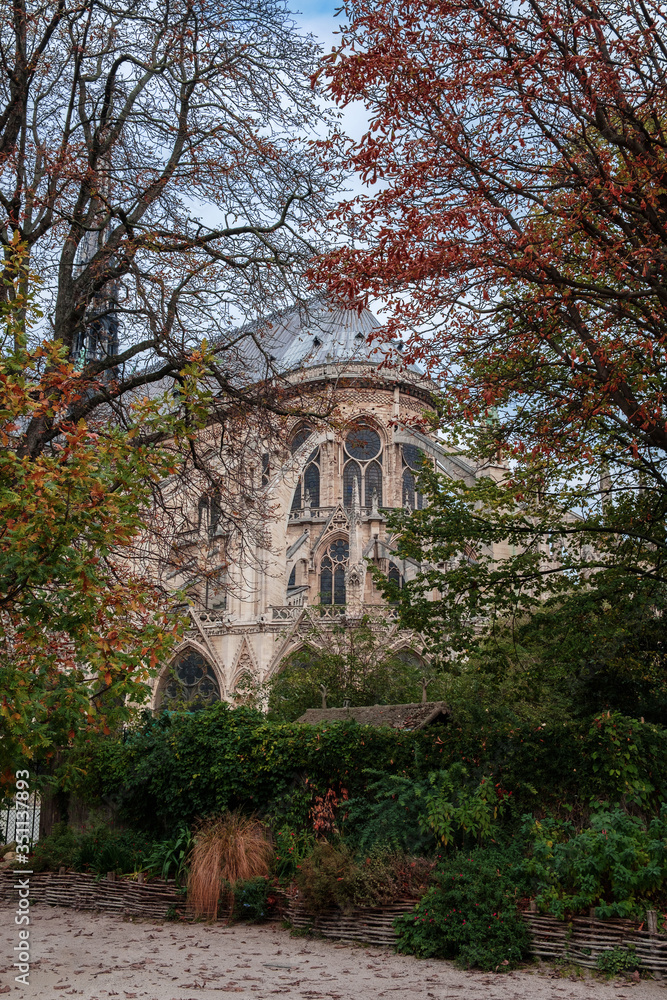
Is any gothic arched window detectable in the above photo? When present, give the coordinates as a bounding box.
[343,460,361,508]
[159,648,221,711]
[343,422,383,508]
[319,538,349,605]
[402,443,425,510]
[290,427,320,511]
[197,489,222,537]
[365,461,382,506]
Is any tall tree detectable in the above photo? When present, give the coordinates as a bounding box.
[375,467,667,722]
[316,0,667,705]
[0,0,336,590]
[0,241,186,778]
[317,0,667,496]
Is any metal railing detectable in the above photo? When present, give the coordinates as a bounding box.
[1,793,40,847]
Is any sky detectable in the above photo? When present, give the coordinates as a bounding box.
[291,0,371,146]
[292,0,345,42]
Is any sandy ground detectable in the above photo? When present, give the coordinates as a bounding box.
[0,905,663,1000]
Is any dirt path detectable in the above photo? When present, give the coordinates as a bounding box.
[0,905,662,1000]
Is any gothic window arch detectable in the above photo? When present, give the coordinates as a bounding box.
[388,561,404,605]
[388,561,403,588]
[197,489,222,537]
[158,648,221,711]
[319,537,349,605]
[402,443,425,510]
[343,421,383,507]
[290,426,320,510]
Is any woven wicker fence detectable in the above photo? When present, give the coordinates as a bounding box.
[0,869,183,920]
[524,909,667,974]
[2,868,665,975]
[288,897,666,975]
[287,897,419,947]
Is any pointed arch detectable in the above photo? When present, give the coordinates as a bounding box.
[343,460,361,507]
[229,637,260,696]
[343,416,385,509]
[154,643,222,711]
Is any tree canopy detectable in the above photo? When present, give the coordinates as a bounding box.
[0,241,191,781]
[317,0,667,492]
[1,0,335,549]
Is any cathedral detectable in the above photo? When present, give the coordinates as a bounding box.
[151,298,505,710]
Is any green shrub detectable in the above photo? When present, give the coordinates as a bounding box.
[596,945,642,977]
[344,772,435,855]
[295,841,435,914]
[73,825,154,875]
[394,844,531,970]
[525,805,667,919]
[74,705,667,840]
[345,764,507,854]
[273,826,315,882]
[232,877,273,922]
[32,823,154,875]
[295,841,356,913]
[31,824,79,872]
[343,844,398,907]
[144,825,193,884]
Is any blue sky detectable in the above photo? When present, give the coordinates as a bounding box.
[291,0,370,148]
[295,0,339,15]
[292,0,346,52]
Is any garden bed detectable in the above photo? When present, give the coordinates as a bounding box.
[0,868,184,920]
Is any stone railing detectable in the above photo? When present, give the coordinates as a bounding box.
[288,505,388,523]
[270,604,398,623]
[271,606,304,621]
[195,610,231,628]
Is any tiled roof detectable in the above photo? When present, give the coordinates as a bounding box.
[296,700,450,731]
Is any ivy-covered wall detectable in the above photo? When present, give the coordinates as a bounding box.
[81,705,667,835]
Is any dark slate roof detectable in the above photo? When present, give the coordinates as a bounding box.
[232,295,425,380]
[296,700,450,731]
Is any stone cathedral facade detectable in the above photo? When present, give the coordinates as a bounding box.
[151,299,504,710]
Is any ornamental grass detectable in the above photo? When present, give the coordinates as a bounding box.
[187,811,273,919]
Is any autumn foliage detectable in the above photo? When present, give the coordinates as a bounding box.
[317,0,667,476]
[0,244,183,780]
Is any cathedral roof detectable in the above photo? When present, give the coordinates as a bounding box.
[257,296,423,377]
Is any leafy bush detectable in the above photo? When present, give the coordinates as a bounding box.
[343,844,399,907]
[344,772,436,855]
[295,841,435,914]
[596,946,642,977]
[294,841,356,913]
[73,825,154,874]
[144,825,193,884]
[526,805,667,919]
[32,823,153,875]
[394,844,531,970]
[31,824,79,872]
[76,705,667,847]
[273,826,316,882]
[232,877,273,922]
[345,764,507,854]
[419,764,507,846]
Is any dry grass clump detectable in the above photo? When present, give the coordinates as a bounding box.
[187,811,274,919]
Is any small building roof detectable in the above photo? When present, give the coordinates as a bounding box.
[296,700,450,731]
